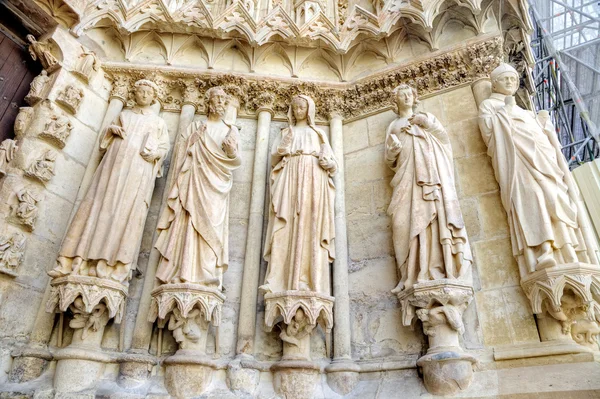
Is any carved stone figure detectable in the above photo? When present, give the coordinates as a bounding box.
[0,232,26,276]
[48,79,170,284]
[14,107,34,137]
[27,34,59,72]
[478,63,600,347]
[478,63,596,273]
[385,84,472,293]
[57,85,84,114]
[25,149,57,183]
[168,307,209,350]
[40,111,74,148]
[74,47,100,83]
[261,94,337,295]
[155,86,241,288]
[11,188,41,230]
[0,139,18,177]
[69,298,109,340]
[25,71,50,105]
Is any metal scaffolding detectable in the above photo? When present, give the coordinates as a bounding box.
[528,0,600,168]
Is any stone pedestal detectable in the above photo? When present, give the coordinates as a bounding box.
[521,262,600,349]
[148,283,225,398]
[264,291,334,399]
[46,276,127,393]
[396,280,476,396]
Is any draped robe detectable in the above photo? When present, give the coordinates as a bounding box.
[478,93,587,265]
[154,120,241,286]
[54,108,170,283]
[262,125,336,295]
[385,112,472,291]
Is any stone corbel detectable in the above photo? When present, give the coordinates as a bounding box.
[264,290,334,399]
[45,275,128,393]
[521,263,600,349]
[396,280,477,396]
[148,283,225,398]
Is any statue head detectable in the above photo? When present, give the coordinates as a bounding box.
[392,83,419,113]
[490,63,519,96]
[206,87,229,118]
[133,79,159,106]
[26,34,36,44]
[288,95,316,126]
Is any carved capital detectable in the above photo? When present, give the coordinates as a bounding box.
[148,283,225,326]
[45,275,128,323]
[264,290,334,333]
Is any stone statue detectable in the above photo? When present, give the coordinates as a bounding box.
[261,95,337,295]
[40,111,74,148]
[385,84,472,293]
[0,139,18,177]
[27,34,59,72]
[74,47,100,82]
[14,107,34,137]
[57,85,84,114]
[0,232,26,275]
[155,86,241,289]
[12,188,41,230]
[478,63,595,274]
[25,149,57,183]
[49,79,170,284]
[25,70,50,104]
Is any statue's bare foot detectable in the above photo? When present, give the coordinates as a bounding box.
[536,254,557,270]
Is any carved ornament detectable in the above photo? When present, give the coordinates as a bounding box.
[103,36,502,120]
[0,232,26,277]
[148,283,226,327]
[56,85,84,114]
[46,275,128,323]
[264,290,335,333]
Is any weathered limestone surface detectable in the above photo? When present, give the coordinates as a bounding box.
[0,0,599,397]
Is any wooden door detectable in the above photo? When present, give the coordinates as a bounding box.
[0,31,41,142]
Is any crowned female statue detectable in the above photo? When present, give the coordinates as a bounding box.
[260,95,337,295]
[49,79,170,284]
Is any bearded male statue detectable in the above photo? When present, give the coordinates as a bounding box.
[154,86,241,289]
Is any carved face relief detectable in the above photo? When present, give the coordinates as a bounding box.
[134,85,155,106]
[208,89,228,117]
[292,97,308,122]
[394,87,414,111]
[492,72,519,96]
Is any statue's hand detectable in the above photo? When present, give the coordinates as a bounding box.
[140,141,158,162]
[387,134,402,154]
[409,113,430,129]
[277,129,293,155]
[222,129,238,158]
[108,125,126,139]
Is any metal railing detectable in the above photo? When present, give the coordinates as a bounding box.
[528,0,600,168]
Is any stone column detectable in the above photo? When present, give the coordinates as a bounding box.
[227,106,273,397]
[235,106,273,355]
[118,98,197,389]
[324,113,360,395]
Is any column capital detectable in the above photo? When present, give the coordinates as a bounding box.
[329,112,344,122]
[257,106,275,117]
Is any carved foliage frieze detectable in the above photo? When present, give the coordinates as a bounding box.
[103,36,502,120]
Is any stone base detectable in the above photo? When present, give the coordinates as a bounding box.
[8,354,49,383]
[416,350,477,396]
[163,352,218,397]
[271,360,321,399]
[226,355,260,397]
[324,360,360,395]
[52,346,112,393]
[117,352,157,389]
